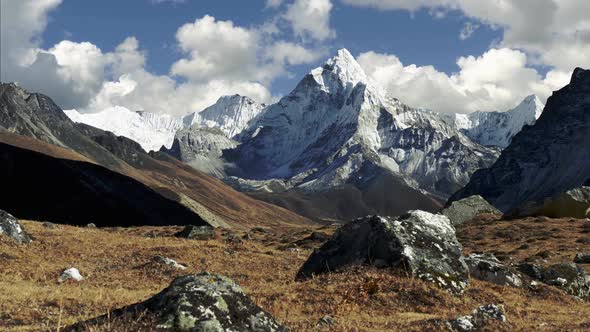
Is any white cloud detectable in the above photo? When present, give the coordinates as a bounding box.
[284,0,335,41]
[357,48,568,113]
[266,0,284,8]
[342,0,590,72]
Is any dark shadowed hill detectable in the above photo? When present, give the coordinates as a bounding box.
[0,142,208,227]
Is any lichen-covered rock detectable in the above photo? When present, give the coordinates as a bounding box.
[58,268,83,283]
[465,253,524,287]
[0,209,31,244]
[175,225,216,240]
[541,263,590,299]
[296,210,469,294]
[445,304,507,331]
[574,253,590,264]
[440,195,501,226]
[68,273,287,331]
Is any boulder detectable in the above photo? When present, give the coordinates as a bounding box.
[0,209,31,244]
[541,263,590,299]
[58,268,83,283]
[465,253,524,287]
[68,273,288,331]
[440,195,501,226]
[175,225,216,240]
[515,186,590,218]
[152,255,187,270]
[517,263,544,280]
[296,211,469,294]
[445,304,507,331]
[574,253,590,264]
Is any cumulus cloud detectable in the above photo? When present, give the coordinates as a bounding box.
[342,0,590,71]
[459,22,479,40]
[357,48,569,113]
[284,0,335,41]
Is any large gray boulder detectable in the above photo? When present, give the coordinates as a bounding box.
[296,210,469,293]
[541,263,590,300]
[514,186,590,218]
[465,253,524,287]
[68,273,287,331]
[0,209,31,244]
[440,195,501,226]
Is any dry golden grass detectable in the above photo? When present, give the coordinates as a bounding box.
[1,218,589,331]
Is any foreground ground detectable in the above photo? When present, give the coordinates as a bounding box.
[1,216,589,331]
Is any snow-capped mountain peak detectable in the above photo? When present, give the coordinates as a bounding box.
[310,48,369,95]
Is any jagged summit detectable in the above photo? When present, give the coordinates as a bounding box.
[310,48,368,94]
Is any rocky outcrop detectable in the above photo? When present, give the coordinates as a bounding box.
[0,210,31,244]
[296,210,469,293]
[175,225,216,240]
[465,253,524,287]
[518,262,590,299]
[444,304,507,331]
[440,195,501,226]
[450,68,590,213]
[513,186,590,218]
[68,273,287,331]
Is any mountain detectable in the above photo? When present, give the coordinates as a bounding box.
[441,95,544,148]
[65,107,184,152]
[449,68,590,213]
[163,126,238,177]
[0,139,208,227]
[183,95,265,138]
[0,83,311,229]
[224,49,499,198]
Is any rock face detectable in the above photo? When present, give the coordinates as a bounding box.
[465,253,524,287]
[513,186,590,218]
[164,126,237,177]
[296,210,469,293]
[69,273,287,331]
[0,210,31,244]
[175,225,216,240]
[440,195,501,226]
[450,68,590,213]
[444,304,507,332]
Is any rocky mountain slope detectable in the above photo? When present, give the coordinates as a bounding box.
[441,95,544,148]
[450,68,590,212]
[0,83,310,229]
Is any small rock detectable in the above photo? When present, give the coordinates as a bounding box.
[251,227,271,234]
[574,253,590,264]
[317,315,336,327]
[445,304,507,331]
[42,222,58,229]
[440,195,501,226]
[541,263,590,299]
[86,223,97,228]
[0,210,31,244]
[242,232,253,241]
[68,272,288,331]
[152,255,187,270]
[296,211,469,294]
[58,268,83,283]
[465,253,524,287]
[175,225,216,240]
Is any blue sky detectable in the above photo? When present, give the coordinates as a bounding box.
[40,0,501,96]
[1,0,587,115]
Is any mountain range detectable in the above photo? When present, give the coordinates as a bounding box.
[61,49,546,221]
